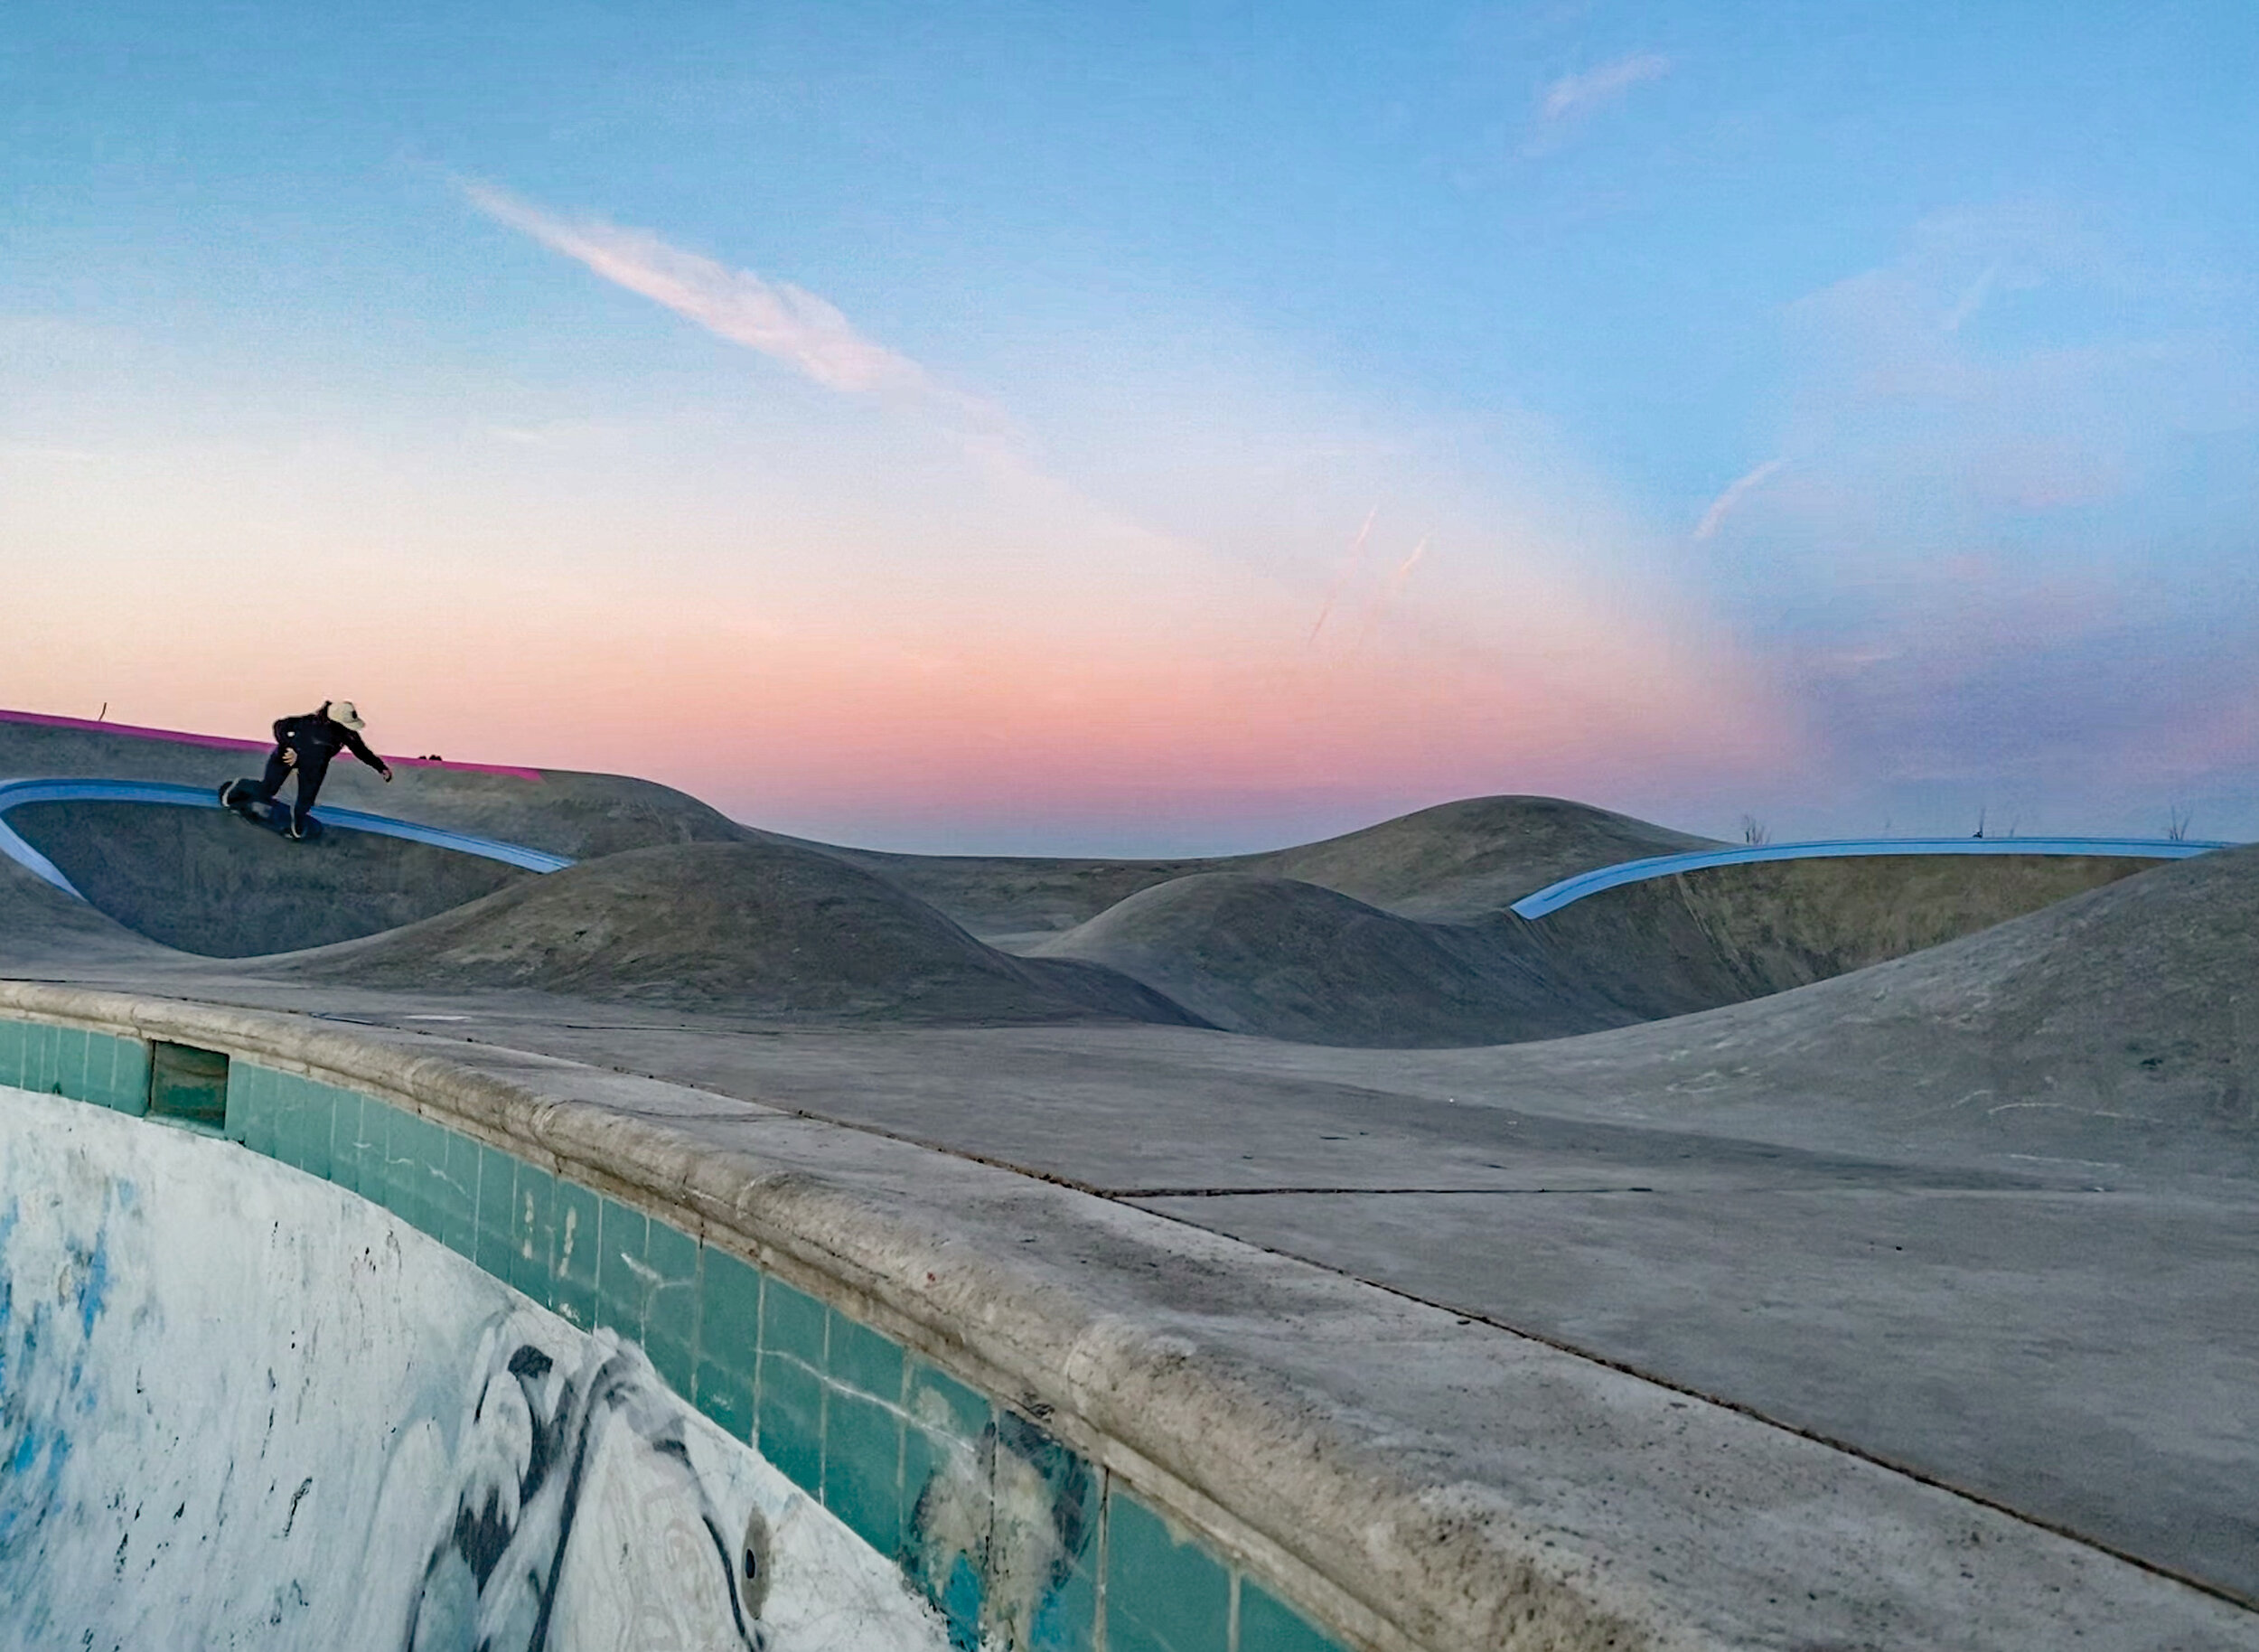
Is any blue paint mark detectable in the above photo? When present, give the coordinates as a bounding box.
[77,1226,109,1338]
[0,1195,18,1366]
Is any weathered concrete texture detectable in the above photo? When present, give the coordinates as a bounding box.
[0,850,162,968]
[1525,849,2160,1017]
[1026,852,2163,1047]
[2,985,2250,1651]
[339,1006,2259,1610]
[7,713,2159,1046]
[6,800,531,955]
[0,1084,941,1652]
[271,839,1199,1028]
[1031,873,1575,1046]
[824,795,1722,941]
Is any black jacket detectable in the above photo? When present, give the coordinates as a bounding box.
[274,706,384,774]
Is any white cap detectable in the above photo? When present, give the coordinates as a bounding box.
[327,700,365,731]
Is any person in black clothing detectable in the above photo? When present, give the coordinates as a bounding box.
[230,699,394,838]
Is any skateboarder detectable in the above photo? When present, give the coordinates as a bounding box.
[223,700,393,839]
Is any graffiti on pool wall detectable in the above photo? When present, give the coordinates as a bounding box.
[0,1096,951,1652]
[402,1312,766,1652]
[904,1405,1096,1651]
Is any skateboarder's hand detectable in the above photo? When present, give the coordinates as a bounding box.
[280,746,296,767]
[380,766,394,783]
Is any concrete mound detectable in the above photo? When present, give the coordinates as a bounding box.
[1736,841,2259,1154]
[1522,849,2166,1026]
[1483,843,2259,1170]
[1245,793,1720,921]
[5,801,532,958]
[1033,849,2181,1048]
[272,840,1199,1025]
[1035,873,1598,1047]
[836,793,1718,943]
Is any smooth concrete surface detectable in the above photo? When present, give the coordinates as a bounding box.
[2,986,2251,1651]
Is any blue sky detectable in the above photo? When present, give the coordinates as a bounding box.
[5,2,2257,851]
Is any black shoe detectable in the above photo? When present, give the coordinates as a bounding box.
[286,818,305,840]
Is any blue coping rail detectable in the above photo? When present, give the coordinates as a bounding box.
[0,777,575,901]
[1510,835,2239,921]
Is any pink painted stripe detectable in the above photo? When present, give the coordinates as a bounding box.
[0,708,547,781]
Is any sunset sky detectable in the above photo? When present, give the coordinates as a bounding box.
[7,3,2257,853]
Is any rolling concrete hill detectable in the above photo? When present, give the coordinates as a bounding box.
[0,711,2198,1047]
[825,793,1720,943]
[1521,838,2259,1170]
[1034,873,1567,1047]
[1030,849,2167,1047]
[261,839,1200,1028]
[1520,847,2161,1024]
[1241,793,1720,921]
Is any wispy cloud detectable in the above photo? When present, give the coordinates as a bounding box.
[1692,456,1786,540]
[1533,52,1670,136]
[461,179,933,399]
[1942,262,2001,334]
[461,174,1046,485]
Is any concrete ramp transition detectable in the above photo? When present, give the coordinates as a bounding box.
[0,779,571,957]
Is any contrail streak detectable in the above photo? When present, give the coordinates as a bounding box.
[1692,457,1786,541]
[1354,535,1430,648]
[1308,506,1379,643]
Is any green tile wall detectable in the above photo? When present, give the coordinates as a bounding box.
[595,1196,650,1337]
[1107,1492,1232,1652]
[473,1142,518,1281]
[0,1018,149,1115]
[1,1027,1353,1652]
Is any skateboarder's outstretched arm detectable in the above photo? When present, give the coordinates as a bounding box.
[336,724,393,782]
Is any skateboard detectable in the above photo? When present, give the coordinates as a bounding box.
[217,778,325,842]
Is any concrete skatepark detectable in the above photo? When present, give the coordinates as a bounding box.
[2,708,2254,1650]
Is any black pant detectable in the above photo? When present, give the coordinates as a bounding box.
[252,748,333,831]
